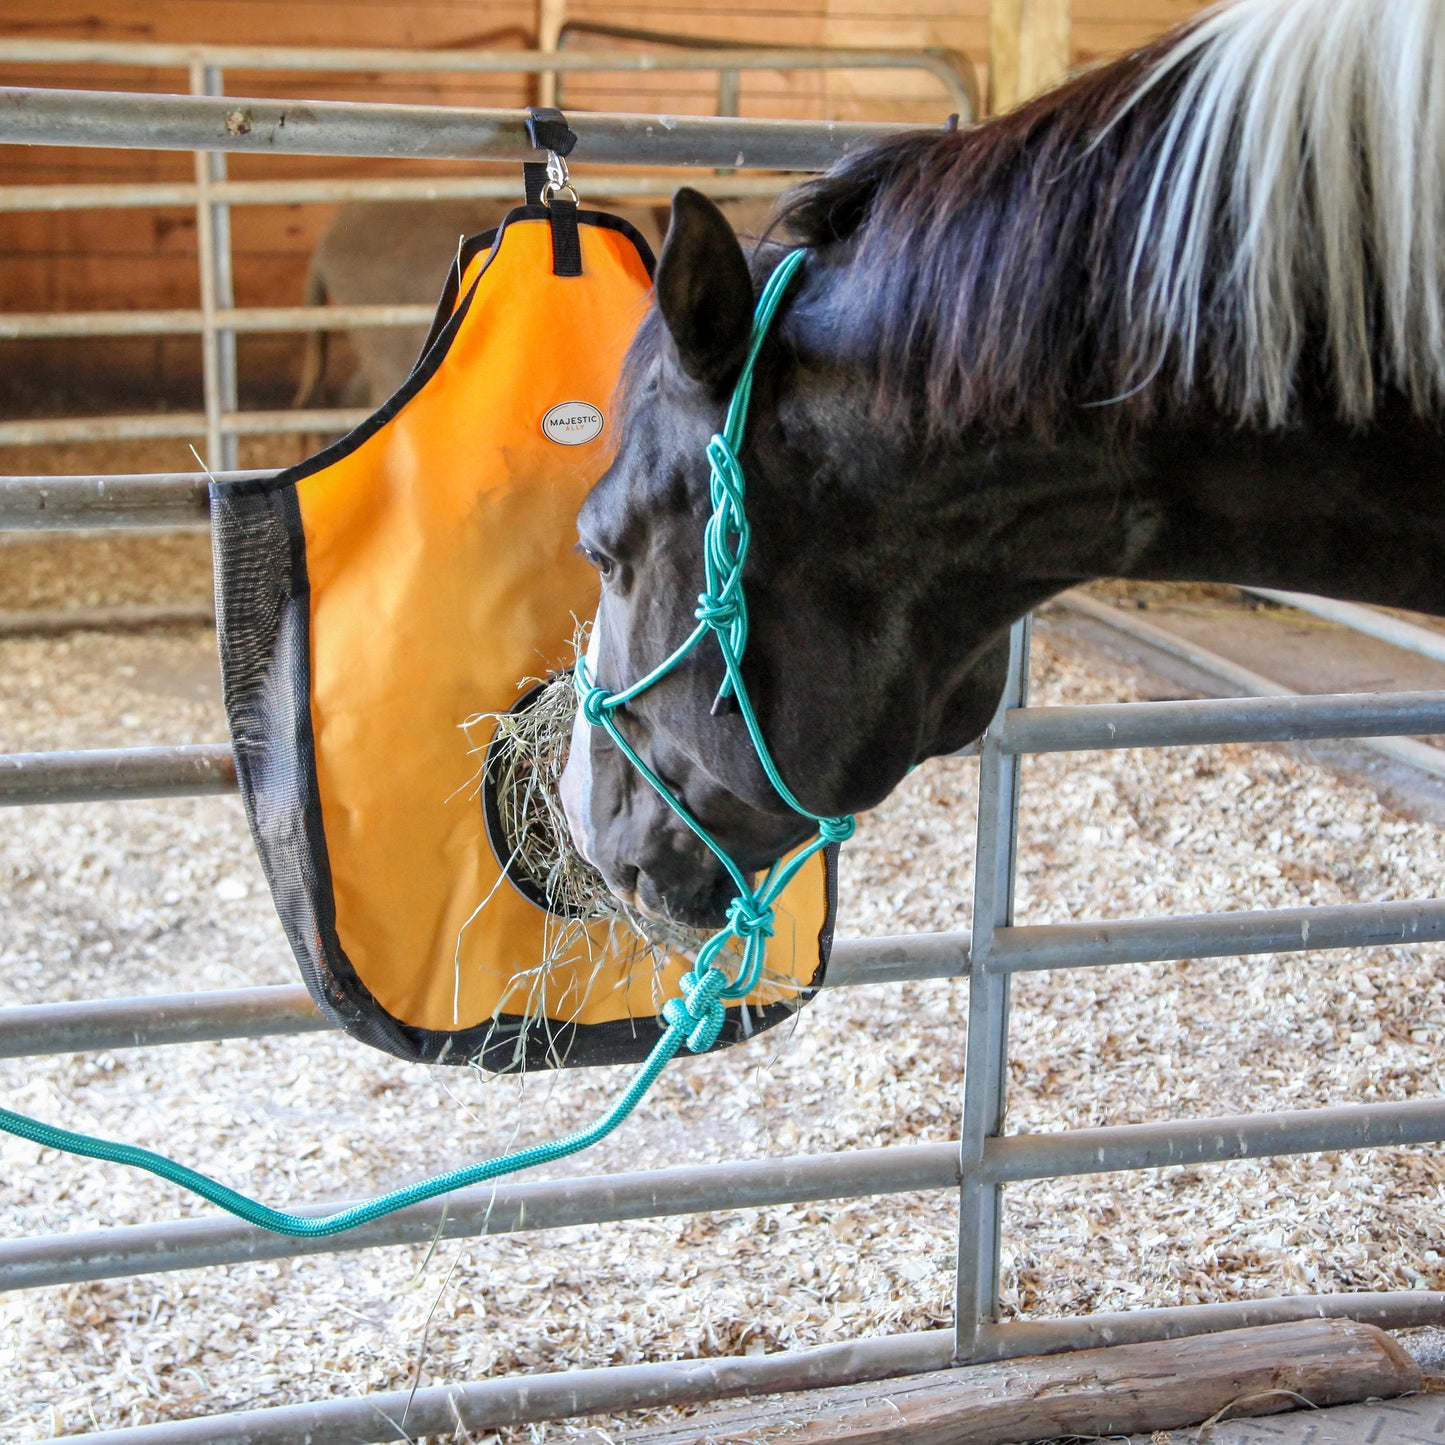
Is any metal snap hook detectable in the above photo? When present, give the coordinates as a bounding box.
[541,151,580,207]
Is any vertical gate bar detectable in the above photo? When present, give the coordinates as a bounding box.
[189,61,224,469]
[538,0,567,109]
[954,616,1031,1361]
[715,70,741,178]
[201,64,239,471]
[717,69,741,117]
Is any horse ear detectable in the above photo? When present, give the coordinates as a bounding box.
[657,188,754,390]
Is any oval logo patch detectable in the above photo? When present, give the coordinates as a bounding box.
[542,401,605,447]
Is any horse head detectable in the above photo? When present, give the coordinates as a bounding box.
[558,189,1013,928]
[562,0,1445,929]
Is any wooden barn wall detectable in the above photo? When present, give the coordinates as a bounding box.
[0,0,1212,408]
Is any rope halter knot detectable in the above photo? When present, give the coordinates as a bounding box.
[662,966,729,1053]
[694,591,742,631]
[579,684,613,728]
[705,433,747,514]
[725,893,776,942]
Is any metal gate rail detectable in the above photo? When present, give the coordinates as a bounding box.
[1,36,975,108]
[15,684,1445,803]
[8,1094,1445,1296]
[0,84,898,461]
[5,894,1445,1055]
[1059,589,1445,780]
[6,94,1445,1443]
[0,90,894,175]
[33,1290,1445,1445]
[1245,586,1445,665]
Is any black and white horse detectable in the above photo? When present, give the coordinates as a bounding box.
[561,0,1445,927]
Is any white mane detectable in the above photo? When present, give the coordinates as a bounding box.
[1128,0,1445,426]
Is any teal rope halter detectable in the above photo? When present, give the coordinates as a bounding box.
[574,246,856,1006]
[0,247,851,1239]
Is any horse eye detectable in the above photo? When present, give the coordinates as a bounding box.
[579,544,613,577]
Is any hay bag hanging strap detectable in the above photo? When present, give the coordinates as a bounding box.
[522,106,582,276]
[210,201,837,1072]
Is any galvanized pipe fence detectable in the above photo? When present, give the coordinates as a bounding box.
[4,91,1445,1444]
[0,37,973,465]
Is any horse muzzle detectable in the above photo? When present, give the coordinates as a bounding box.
[560,705,740,928]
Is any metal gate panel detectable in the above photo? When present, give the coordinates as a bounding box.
[0,37,976,463]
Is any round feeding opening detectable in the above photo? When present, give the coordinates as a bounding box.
[481,675,593,918]
[478,673,714,959]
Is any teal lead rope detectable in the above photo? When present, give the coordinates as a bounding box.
[0,247,851,1239]
[0,970,726,1240]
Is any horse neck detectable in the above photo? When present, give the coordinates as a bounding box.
[910,399,1445,622]
[1123,404,1445,615]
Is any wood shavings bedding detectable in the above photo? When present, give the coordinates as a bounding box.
[2,592,1443,1442]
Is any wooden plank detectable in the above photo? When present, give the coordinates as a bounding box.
[556,77,945,120]
[0,0,536,46]
[0,334,297,387]
[1072,0,1205,21]
[0,71,535,109]
[0,204,334,258]
[1075,12,1212,56]
[564,0,987,17]
[621,1320,1422,1445]
[0,150,515,183]
[0,254,310,309]
[537,0,567,107]
[989,0,1071,113]
[562,0,987,21]
[0,148,189,185]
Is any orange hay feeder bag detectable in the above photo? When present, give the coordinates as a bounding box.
[210,186,837,1073]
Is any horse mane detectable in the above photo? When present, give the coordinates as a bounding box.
[777,0,1445,437]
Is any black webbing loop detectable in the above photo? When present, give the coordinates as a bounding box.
[547,198,583,277]
[523,162,549,206]
[523,107,583,278]
[524,106,578,157]
[523,165,549,210]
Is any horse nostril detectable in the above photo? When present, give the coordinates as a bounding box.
[602,862,640,906]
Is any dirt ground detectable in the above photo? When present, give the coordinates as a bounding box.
[2,536,1445,1442]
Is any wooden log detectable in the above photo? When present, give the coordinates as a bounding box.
[623,1319,1421,1444]
[989,0,1071,113]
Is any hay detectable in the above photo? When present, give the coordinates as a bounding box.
[482,670,607,922]
[464,652,712,995]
